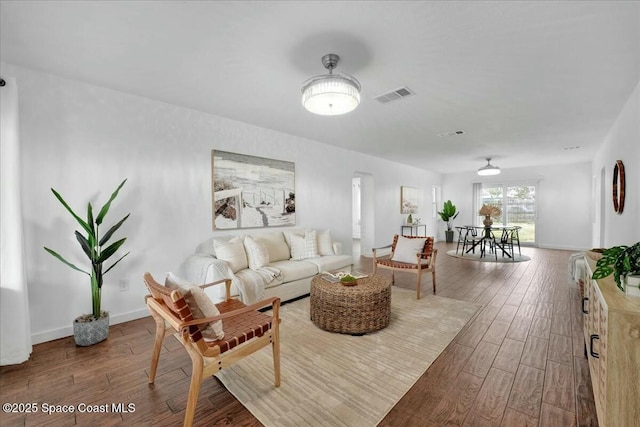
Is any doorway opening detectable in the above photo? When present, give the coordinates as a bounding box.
[353,173,374,259]
[352,177,361,258]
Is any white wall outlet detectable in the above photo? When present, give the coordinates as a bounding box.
[119,279,129,292]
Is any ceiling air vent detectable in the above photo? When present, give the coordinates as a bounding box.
[374,86,415,104]
[437,130,465,137]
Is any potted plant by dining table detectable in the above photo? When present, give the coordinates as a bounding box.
[437,200,459,243]
[44,179,130,346]
[591,242,640,297]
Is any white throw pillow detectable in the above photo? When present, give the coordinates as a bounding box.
[391,236,427,264]
[213,236,248,273]
[317,229,335,256]
[165,272,224,342]
[244,236,270,270]
[288,230,319,260]
[254,232,290,262]
[283,229,305,251]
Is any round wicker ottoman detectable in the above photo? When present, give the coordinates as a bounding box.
[310,274,392,335]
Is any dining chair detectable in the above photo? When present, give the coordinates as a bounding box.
[455,226,468,254]
[462,227,482,256]
[512,226,522,256]
[493,228,516,261]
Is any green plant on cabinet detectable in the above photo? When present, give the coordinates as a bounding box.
[591,242,640,292]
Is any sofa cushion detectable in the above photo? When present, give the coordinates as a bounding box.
[213,236,248,273]
[304,254,352,273]
[269,259,319,282]
[253,232,290,262]
[165,272,224,341]
[243,236,270,270]
[288,230,319,260]
[391,236,427,264]
[317,229,335,256]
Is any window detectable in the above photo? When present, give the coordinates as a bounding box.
[476,183,537,244]
[432,186,439,219]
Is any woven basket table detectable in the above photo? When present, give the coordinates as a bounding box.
[310,274,392,335]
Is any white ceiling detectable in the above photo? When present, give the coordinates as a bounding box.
[1,1,639,174]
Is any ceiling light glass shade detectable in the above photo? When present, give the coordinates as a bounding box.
[302,53,361,116]
[477,158,501,176]
[302,74,361,115]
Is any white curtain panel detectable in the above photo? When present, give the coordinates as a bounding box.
[0,76,32,365]
[472,182,482,226]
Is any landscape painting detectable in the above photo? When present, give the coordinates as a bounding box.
[212,150,295,229]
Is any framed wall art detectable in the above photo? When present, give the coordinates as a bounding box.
[212,150,295,229]
[401,186,418,214]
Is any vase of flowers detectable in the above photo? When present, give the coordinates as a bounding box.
[479,204,501,227]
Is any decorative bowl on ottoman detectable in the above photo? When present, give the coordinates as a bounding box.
[340,274,358,286]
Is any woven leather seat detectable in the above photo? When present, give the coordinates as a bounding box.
[372,235,437,299]
[143,273,281,427]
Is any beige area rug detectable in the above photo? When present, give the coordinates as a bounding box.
[216,287,479,427]
[447,249,531,263]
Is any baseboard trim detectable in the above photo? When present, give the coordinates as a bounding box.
[31,308,150,345]
[535,244,588,252]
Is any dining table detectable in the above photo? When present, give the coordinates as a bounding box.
[457,225,521,260]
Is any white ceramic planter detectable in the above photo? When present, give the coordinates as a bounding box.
[625,275,640,298]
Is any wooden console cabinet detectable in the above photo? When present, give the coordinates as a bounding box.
[582,255,640,427]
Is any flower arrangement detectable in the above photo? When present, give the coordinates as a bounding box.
[479,204,501,218]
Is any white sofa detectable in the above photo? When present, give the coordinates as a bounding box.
[178,229,353,304]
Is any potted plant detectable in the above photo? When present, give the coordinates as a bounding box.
[44,179,130,346]
[591,242,640,296]
[437,200,459,243]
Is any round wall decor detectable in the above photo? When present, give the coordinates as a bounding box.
[612,160,625,214]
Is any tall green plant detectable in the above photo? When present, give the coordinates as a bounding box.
[44,179,130,319]
[437,200,459,231]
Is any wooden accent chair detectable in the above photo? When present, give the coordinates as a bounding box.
[372,235,437,299]
[143,273,281,427]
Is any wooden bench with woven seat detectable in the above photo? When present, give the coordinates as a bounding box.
[143,272,281,427]
[372,235,437,299]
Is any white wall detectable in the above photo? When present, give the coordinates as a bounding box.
[2,63,441,344]
[442,162,593,251]
[592,80,640,247]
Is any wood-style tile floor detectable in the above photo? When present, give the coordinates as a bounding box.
[0,243,597,426]
[375,243,597,427]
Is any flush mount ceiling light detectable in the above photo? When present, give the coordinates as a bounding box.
[477,158,501,176]
[302,53,361,116]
